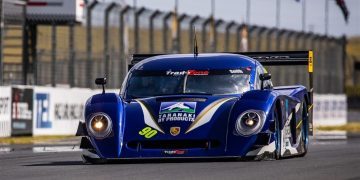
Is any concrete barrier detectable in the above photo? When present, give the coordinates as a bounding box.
[0,87,11,137]
[313,94,347,127]
[0,86,349,137]
[313,94,347,139]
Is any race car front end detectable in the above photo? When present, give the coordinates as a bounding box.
[76,91,279,162]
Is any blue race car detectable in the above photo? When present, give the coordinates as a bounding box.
[76,51,314,164]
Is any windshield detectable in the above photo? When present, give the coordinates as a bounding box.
[126,69,251,98]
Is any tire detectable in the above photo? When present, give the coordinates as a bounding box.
[299,102,309,157]
[274,108,282,160]
[81,154,107,164]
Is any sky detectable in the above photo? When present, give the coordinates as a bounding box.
[109,0,360,37]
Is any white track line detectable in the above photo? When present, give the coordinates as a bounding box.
[32,146,81,153]
[0,147,12,154]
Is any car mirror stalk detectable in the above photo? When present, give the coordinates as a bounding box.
[95,77,107,94]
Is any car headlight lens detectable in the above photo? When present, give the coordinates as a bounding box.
[235,110,265,136]
[88,113,112,139]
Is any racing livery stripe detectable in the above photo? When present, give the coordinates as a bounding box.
[296,120,303,129]
[308,104,313,110]
[281,102,302,156]
[246,141,275,156]
[185,97,236,134]
[135,100,165,134]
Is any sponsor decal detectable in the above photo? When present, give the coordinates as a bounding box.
[308,51,313,73]
[163,150,186,155]
[12,102,32,120]
[158,102,196,123]
[54,103,84,121]
[27,0,63,6]
[35,93,52,128]
[229,69,244,74]
[0,97,10,116]
[170,127,180,136]
[166,70,187,76]
[11,88,33,136]
[139,126,158,139]
[188,70,209,75]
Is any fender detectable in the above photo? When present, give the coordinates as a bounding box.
[236,90,278,115]
[84,93,124,158]
[224,90,277,156]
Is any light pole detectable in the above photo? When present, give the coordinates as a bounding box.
[276,0,280,28]
[302,0,306,31]
[0,0,3,85]
[246,0,250,25]
[325,0,329,35]
[210,0,215,51]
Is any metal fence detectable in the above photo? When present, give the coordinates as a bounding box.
[1,1,347,94]
[0,0,26,86]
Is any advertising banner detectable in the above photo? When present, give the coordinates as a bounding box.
[0,87,12,137]
[27,0,85,23]
[33,87,95,135]
[1,86,350,137]
[11,87,34,136]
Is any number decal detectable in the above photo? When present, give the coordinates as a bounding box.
[144,130,157,138]
[139,127,158,139]
[139,127,152,136]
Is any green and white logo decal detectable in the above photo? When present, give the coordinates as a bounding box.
[158,102,196,123]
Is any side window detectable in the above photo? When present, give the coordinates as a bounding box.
[255,65,273,90]
[255,66,263,90]
[262,66,273,89]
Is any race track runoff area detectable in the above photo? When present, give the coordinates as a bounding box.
[0,138,360,180]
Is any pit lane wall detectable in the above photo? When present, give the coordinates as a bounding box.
[313,94,347,139]
[0,87,12,137]
[32,87,94,135]
[313,94,347,127]
[0,86,114,137]
[0,86,347,137]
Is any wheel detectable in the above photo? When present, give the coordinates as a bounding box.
[299,102,309,157]
[274,108,282,160]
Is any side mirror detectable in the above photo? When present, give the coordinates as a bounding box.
[259,73,271,90]
[95,78,107,94]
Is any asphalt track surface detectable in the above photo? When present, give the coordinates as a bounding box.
[1,139,360,180]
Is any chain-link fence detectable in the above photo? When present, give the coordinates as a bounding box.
[0,0,347,94]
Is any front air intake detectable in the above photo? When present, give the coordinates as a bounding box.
[127,140,220,150]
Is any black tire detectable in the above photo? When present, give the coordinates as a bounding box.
[274,108,282,160]
[81,154,107,164]
[299,102,309,157]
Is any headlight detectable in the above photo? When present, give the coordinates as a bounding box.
[88,113,112,139]
[235,110,265,136]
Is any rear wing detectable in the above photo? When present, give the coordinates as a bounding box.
[131,51,314,134]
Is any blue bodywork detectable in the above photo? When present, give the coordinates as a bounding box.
[79,53,310,161]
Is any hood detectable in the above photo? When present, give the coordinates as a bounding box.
[123,95,239,143]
